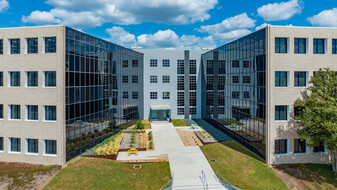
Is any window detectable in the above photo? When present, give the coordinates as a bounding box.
[219,60,226,74]
[190,108,196,115]
[27,38,38,54]
[232,76,239,83]
[150,76,157,83]
[9,137,21,152]
[132,92,138,99]
[0,72,3,86]
[275,38,287,53]
[122,60,128,67]
[218,107,225,114]
[218,76,225,90]
[9,72,20,87]
[275,105,288,121]
[9,105,20,120]
[132,60,138,67]
[313,38,325,54]
[44,140,57,155]
[27,105,38,120]
[132,76,138,83]
[122,76,128,83]
[27,139,38,154]
[294,72,307,87]
[10,39,20,54]
[232,60,239,68]
[177,76,184,90]
[313,142,326,153]
[206,92,213,106]
[163,92,170,99]
[333,39,337,54]
[243,61,250,68]
[243,76,250,83]
[0,105,3,119]
[44,71,56,87]
[232,91,239,99]
[207,60,213,74]
[177,92,184,106]
[189,76,196,90]
[44,106,56,121]
[275,72,288,87]
[0,137,3,151]
[206,108,213,115]
[190,92,196,106]
[177,60,184,74]
[275,139,288,154]
[294,105,304,117]
[27,72,38,87]
[294,139,307,154]
[150,59,157,67]
[162,76,170,83]
[45,37,56,53]
[218,92,224,105]
[150,92,157,99]
[0,39,3,54]
[294,38,306,54]
[123,91,128,99]
[244,91,250,99]
[163,59,170,67]
[177,108,184,115]
[189,60,196,74]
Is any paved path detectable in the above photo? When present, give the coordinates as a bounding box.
[118,121,226,189]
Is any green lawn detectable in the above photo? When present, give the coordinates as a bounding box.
[44,157,171,190]
[171,119,188,126]
[200,141,288,190]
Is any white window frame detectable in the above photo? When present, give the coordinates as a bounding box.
[43,105,57,122]
[8,104,21,121]
[43,71,56,88]
[43,139,57,156]
[25,71,38,88]
[25,138,39,155]
[25,105,38,121]
[275,139,290,156]
[8,137,21,154]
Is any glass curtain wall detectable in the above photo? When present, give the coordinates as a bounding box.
[65,28,143,161]
[201,29,266,159]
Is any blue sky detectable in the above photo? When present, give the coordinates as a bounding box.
[0,0,336,49]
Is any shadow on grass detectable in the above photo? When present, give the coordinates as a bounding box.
[216,141,265,163]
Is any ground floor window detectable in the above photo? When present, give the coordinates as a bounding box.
[9,137,21,152]
[27,139,38,154]
[294,139,307,153]
[177,108,184,115]
[0,137,3,151]
[313,142,326,153]
[44,140,57,155]
[275,139,287,154]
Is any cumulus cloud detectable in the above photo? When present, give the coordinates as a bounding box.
[22,9,102,29]
[0,0,9,13]
[307,8,337,27]
[105,27,216,49]
[23,0,218,29]
[255,23,270,31]
[257,0,302,21]
[198,13,255,41]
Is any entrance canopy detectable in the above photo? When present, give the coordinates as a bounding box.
[150,105,171,110]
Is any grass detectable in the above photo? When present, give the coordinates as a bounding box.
[142,120,152,129]
[275,164,337,189]
[200,141,288,190]
[0,162,60,190]
[44,157,171,190]
[172,119,188,127]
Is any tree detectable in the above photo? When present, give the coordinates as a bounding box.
[294,68,337,172]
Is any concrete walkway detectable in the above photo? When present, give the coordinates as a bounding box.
[118,121,226,189]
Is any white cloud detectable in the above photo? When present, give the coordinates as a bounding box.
[105,27,216,49]
[255,23,270,31]
[22,9,102,29]
[0,0,9,13]
[23,0,218,28]
[307,8,337,27]
[198,13,255,41]
[257,0,302,21]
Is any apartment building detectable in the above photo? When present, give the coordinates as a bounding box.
[0,26,143,165]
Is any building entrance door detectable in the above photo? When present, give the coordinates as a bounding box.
[156,110,164,120]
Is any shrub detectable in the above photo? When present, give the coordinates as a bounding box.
[135,120,145,130]
[149,142,153,149]
[148,132,153,141]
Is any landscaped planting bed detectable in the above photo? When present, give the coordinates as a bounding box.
[119,131,147,151]
[194,130,217,144]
